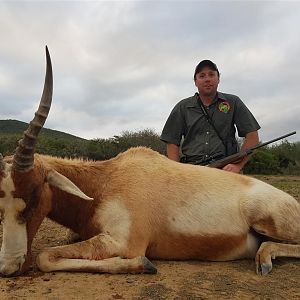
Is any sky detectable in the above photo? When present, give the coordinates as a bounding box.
[0,1,299,143]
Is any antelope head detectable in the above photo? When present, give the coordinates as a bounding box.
[0,48,91,276]
[0,47,53,276]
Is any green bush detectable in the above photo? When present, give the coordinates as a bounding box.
[244,150,280,175]
[87,129,166,160]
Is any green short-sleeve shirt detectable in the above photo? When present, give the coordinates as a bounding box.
[160,92,260,161]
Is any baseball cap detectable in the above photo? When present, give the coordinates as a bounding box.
[194,60,219,79]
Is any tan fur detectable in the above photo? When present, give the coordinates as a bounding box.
[0,146,300,275]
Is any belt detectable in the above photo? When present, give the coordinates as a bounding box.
[180,154,225,166]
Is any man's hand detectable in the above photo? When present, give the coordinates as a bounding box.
[222,163,243,173]
[222,131,259,173]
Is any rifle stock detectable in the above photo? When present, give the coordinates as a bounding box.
[208,150,251,168]
[207,131,296,169]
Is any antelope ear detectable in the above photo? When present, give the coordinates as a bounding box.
[46,170,93,201]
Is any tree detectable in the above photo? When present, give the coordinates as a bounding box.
[244,149,280,175]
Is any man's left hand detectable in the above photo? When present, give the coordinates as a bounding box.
[222,163,242,173]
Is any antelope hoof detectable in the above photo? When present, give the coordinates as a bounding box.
[261,263,272,275]
[141,256,157,274]
[256,262,273,275]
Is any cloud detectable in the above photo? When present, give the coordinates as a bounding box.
[0,1,299,143]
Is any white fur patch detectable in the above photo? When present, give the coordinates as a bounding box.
[0,166,27,275]
[93,199,131,250]
[167,192,248,235]
[247,178,298,207]
[245,232,260,258]
[37,253,144,273]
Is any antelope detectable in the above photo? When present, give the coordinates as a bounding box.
[0,48,299,277]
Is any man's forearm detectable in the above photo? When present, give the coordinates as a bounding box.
[167,144,180,162]
[238,131,260,168]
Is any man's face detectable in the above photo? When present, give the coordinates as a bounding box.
[194,66,220,97]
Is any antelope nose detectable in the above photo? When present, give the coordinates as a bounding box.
[0,264,19,277]
[0,256,24,277]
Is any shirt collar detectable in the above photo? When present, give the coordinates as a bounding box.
[187,92,225,108]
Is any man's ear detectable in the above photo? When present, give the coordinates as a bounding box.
[46,170,93,201]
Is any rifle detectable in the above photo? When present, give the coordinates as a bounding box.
[208,131,296,169]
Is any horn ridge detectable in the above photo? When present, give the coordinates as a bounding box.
[13,46,53,172]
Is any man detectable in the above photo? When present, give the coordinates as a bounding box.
[160,60,260,173]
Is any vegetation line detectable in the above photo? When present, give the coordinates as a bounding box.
[1,120,299,175]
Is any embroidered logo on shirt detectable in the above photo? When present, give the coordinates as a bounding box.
[218,101,231,113]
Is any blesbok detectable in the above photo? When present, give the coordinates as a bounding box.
[0,48,299,277]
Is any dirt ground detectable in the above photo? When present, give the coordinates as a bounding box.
[1,176,300,300]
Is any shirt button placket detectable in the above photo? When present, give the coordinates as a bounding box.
[205,131,209,155]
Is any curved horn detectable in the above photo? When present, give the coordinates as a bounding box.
[13,46,53,172]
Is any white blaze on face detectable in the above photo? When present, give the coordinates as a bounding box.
[0,166,27,276]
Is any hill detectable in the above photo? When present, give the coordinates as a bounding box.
[0,119,86,141]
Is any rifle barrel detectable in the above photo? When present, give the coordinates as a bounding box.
[208,131,296,169]
[251,131,296,151]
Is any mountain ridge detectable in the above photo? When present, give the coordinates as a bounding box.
[0,119,87,141]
